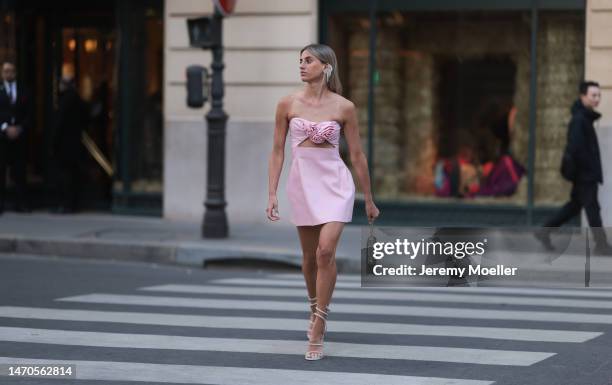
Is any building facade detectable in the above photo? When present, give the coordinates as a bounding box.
[164,0,612,227]
[1,0,610,227]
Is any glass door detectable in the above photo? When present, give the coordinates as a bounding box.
[57,26,116,209]
[113,0,163,215]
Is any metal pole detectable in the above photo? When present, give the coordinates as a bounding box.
[585,228,590,287]
[202,8,229,238]
[117,0,133,197]
[367,0,377,182]
[526,2,538,225]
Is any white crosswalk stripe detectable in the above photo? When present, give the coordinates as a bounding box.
[0,357,494,385]
[140,283,612,309]
[0,326,554,365]
[0,306,598,342]
[211,277,612,298]
[1,274,611,384]
[56,293,612,324]
[276,273,363,281]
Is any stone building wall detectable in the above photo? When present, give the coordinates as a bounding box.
[586,0,612,224]
[403,52,437,196]
[163,0,318,223]
[534,12,585,204]
[348,26,404,197]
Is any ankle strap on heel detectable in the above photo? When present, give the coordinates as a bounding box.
[307,296,317,310]
[314,306,328,321]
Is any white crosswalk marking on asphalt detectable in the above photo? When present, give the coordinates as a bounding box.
[275,273,363,281]
[0,357,494,385]
[274,273,612,290]
[0,326,554,366]
[140,283,612,309]
[212,277,612,298]
[0,306,600,343]
[5,273,612,384]
[56,293,612,324]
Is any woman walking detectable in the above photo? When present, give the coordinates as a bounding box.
[266,44,379,360]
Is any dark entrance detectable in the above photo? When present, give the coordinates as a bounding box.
[10,0,163,214]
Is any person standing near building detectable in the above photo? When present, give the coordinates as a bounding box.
[0,60,31,214]
[266,44,379,360]
[53,72,89,213]
[536,81,612,255]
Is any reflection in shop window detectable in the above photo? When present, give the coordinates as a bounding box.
[434,56,522,198]
[331,10,584,205]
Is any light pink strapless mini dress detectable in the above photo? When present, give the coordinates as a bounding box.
[286,117,355,226]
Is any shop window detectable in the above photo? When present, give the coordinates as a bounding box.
[330,10,584,205]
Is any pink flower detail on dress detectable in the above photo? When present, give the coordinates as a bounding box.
[305,121,340,145]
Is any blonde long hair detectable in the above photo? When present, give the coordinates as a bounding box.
[300,44,342,95]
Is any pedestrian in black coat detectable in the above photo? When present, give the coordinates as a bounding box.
[536,81,612,255]
[53,77,89,213]
[0,61,31,214]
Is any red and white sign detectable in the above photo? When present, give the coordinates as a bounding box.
[213,0,236,16]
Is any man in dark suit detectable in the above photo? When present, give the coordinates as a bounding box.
[536,81,612,255]
[0,61,31,214]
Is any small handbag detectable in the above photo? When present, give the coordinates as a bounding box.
[364,221,378,274]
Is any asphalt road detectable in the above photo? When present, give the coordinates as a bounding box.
[1,252,611,385]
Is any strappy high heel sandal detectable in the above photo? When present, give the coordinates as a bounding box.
[305,306,328,361]
[306,296,317,340]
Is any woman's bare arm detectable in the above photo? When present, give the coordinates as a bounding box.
[266,95,291,220]
[342,100,379,222]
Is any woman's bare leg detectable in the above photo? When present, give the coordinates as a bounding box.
[297,225,321,300]
[307,221,345,355]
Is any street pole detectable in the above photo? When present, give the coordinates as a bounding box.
[202,8,229,238]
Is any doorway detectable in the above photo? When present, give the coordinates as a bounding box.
[17,1,116,211]
[15,0,163,214]
[56,26,116,209]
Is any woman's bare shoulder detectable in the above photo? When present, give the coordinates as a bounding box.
[278,92,303,115]
[332,94,356,116]
[279,91,304,106]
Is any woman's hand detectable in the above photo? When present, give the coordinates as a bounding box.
[365,199,380,224]
[266,195,280,221]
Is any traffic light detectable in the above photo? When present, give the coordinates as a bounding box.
[186,65,209,108]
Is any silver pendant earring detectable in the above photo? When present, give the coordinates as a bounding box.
[324,67,332,83]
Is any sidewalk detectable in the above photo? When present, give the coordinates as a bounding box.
[0,213,363,272]
[2,212,612,281]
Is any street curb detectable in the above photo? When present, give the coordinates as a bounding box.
[0,236,177,264]
[0,236,360,273]
[0,237,17,252]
